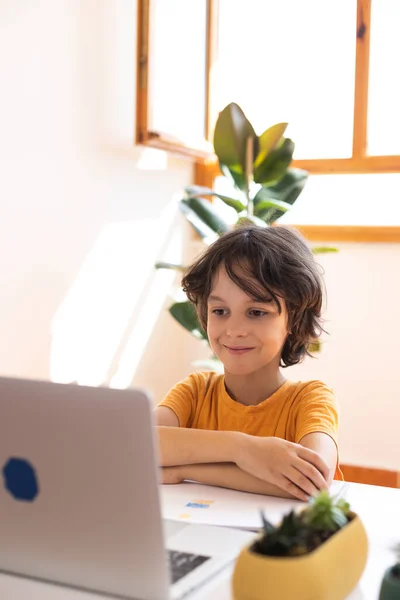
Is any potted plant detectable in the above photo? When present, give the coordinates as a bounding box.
[232,491,368,600]
[379,544,400,600]
[156,103,336,361]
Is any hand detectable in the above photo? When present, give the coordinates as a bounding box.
[235,436,329,501]
[161,466,185,485]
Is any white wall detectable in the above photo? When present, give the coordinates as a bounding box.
[287,243,400,470]
[1,1,399,472]
[0,0,208,403]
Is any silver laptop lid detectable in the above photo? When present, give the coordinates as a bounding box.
[0,376,170,600]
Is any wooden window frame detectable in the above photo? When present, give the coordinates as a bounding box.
[137,0,400,242]
[136,0,215,160]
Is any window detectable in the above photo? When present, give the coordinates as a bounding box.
[137,0,400,236]
[367,0,400,156]
[136,0,213,158]
[216,0,357,161]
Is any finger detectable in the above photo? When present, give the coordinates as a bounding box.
[276,475,309,502]
[297,446,330,480]
[293,457,329,492]
[286,466,320,497]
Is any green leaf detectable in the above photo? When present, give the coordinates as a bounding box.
[214,196,246,213]
[279,511,303,537]
[185,185,246,213]
[260,511,275,535]
[312,246,339,254]
[253,188,292,218]
[267,168,308,205]
[304,491,348,532]
[335,499,350,516]
[330,507,348,529]
[179,202,219,244]
[253,168,308,224]
[155,262,186,272]
[255,206,290,225]
[255,200,290,215]
[236,215,268,228]
[254,122,288,168]
[219,163,246,192]
[253,138,295,186]
[169,301,208,341]
[181,196,230,234]
[253,187,292,225]
[213,103,258,172]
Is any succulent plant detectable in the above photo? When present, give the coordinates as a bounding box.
[253,490,351,558]
[303,490,350,532]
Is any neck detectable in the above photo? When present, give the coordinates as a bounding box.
[224,364,286,406]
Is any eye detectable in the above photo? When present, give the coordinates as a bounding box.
[211,308,227,316]
[248,309,268,318]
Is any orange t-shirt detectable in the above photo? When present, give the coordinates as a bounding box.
[158,371,342,480]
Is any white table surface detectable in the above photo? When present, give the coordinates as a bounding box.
[0,481,399,600]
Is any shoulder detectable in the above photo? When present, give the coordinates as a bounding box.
[157,371,222,428]
[288,380,339,443]
[289,380,339,418]
[288,380,338,415]
[291,380,336,400]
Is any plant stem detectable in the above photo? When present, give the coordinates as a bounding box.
[245,136,254,216]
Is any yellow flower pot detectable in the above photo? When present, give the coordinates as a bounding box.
[232,512,368,600]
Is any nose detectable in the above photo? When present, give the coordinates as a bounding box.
[225,315,248,338]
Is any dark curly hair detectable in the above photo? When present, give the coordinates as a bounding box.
[181,225,325,367]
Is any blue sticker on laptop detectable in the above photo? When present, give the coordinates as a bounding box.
[2,457,39,502]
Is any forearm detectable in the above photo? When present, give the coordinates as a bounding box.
[156,426,244,467]
[178,463,298,499]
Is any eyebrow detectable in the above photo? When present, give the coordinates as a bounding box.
[208,294,273,304]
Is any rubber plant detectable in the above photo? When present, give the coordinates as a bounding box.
[156,103,336,362]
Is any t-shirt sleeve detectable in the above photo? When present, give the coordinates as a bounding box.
[157,373,202,428]
[293,381,339,445]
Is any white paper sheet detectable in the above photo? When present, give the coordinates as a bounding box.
[160,481,347,531]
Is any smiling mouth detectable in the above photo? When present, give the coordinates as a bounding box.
[224,346,254,355]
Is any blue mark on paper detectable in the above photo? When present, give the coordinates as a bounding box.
[186,502,211,509]
[2,457,39,502]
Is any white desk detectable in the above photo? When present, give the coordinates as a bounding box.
[0,481,399,600]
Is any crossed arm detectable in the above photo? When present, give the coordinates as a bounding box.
[154,406,338,501]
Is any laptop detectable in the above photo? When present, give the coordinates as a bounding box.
[0,376,254,599]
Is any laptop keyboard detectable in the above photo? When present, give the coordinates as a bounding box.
[167,549,211,584]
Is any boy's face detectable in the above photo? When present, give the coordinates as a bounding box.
[206,265,289,377]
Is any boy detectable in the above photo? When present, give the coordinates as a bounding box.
[155,225,340,501]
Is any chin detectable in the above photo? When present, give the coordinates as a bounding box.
[223,362,259,377]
